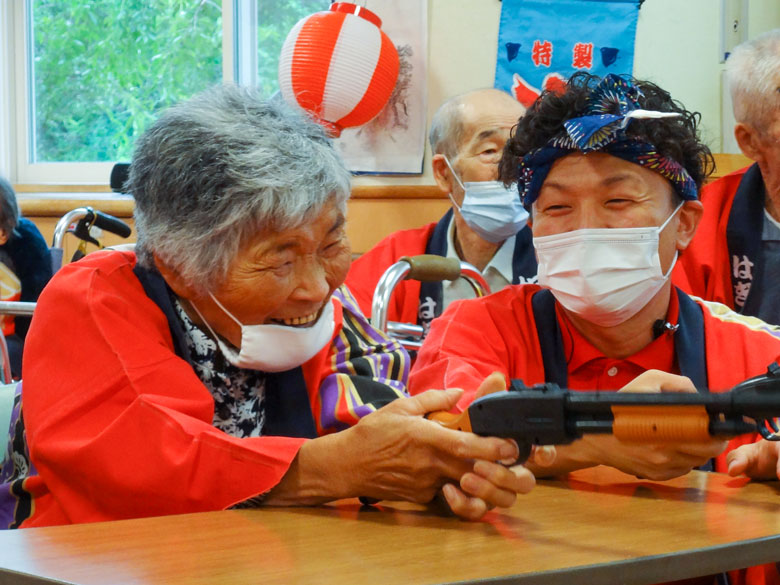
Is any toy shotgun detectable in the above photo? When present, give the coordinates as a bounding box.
[428,363,780,463]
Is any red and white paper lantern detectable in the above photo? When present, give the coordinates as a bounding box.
[278,2,399,137]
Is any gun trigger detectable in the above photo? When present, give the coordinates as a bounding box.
[515,442,532,465]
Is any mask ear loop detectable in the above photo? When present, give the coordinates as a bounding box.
[442,155,466,211]
[658,201,686,279]
[658,201,685,233]
[208,292,244,328]
[188,294,243,353]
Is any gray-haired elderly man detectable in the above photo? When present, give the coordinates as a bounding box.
[679,29,780,325]
[346,88,535,334]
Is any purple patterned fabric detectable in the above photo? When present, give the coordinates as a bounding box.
[516,74,698,207]
[0,382,35,529]
[317,286,409,433]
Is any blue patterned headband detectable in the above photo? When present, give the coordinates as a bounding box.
[516,74,698,208]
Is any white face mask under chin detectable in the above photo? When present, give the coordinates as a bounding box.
[191,295,336,372]
[533,203,683,327]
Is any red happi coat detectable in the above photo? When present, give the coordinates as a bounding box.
[677,164,766,313]
[346,222,437,324]
[14,251,408,527]
[411,284,780,585]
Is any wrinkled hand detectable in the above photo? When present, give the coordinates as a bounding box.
[341,372,536,520]
[727,440,780,480]
[581,370,728,481]
[438,372,544,520]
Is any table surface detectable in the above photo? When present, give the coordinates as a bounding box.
[0,466,779,585]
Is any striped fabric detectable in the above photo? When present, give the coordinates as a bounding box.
[311,286,409,435]
[696,296,780,341]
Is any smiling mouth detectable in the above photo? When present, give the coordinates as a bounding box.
[271,309,320,327]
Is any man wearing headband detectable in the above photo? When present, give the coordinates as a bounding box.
[411,73,780,478]
[346,89,536,335]
[411,74,780,583]
[679,30,780,326]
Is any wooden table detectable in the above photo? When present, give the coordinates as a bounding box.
[1,467,779,585]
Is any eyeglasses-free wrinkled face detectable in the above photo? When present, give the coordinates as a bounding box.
[183,200,352,351]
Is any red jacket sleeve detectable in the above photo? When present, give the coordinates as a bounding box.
[345,223,436,324]
[410,286,546,412]
[22,252,305,526]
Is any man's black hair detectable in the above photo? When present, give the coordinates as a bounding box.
[499,72,715,195]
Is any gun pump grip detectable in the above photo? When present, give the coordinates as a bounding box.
[612,405,711,442]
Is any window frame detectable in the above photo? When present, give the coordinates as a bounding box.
[1,0,258,186]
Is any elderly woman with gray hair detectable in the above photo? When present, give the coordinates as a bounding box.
[6,85,535,528]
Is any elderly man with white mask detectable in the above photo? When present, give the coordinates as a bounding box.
[346,88,535,334]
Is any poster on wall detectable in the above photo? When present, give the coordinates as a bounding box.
[335,0,428,175]
[494,0,640,108]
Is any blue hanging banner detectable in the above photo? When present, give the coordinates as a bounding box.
[495,0,640,108]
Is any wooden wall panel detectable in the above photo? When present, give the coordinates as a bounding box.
[17,153,755,259]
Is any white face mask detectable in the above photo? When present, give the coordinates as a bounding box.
[444,156,529,244]
[532,203,683,327]
[192,295,336,372]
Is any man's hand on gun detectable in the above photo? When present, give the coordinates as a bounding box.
[578,370,728,481]
[428,364,780,484]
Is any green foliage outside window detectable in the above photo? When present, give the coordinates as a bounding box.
[30,0,330,164]
[31,0,223,163]
[256,0,327,97]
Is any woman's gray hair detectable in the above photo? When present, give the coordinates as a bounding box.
[726,29,780,132]
[127,84,351,294]
[0,176,20,238]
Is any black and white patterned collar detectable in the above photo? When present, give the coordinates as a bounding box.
[170,295,267,438]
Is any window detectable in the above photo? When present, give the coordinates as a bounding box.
[255,0,324,96]
[1,0,327,185]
